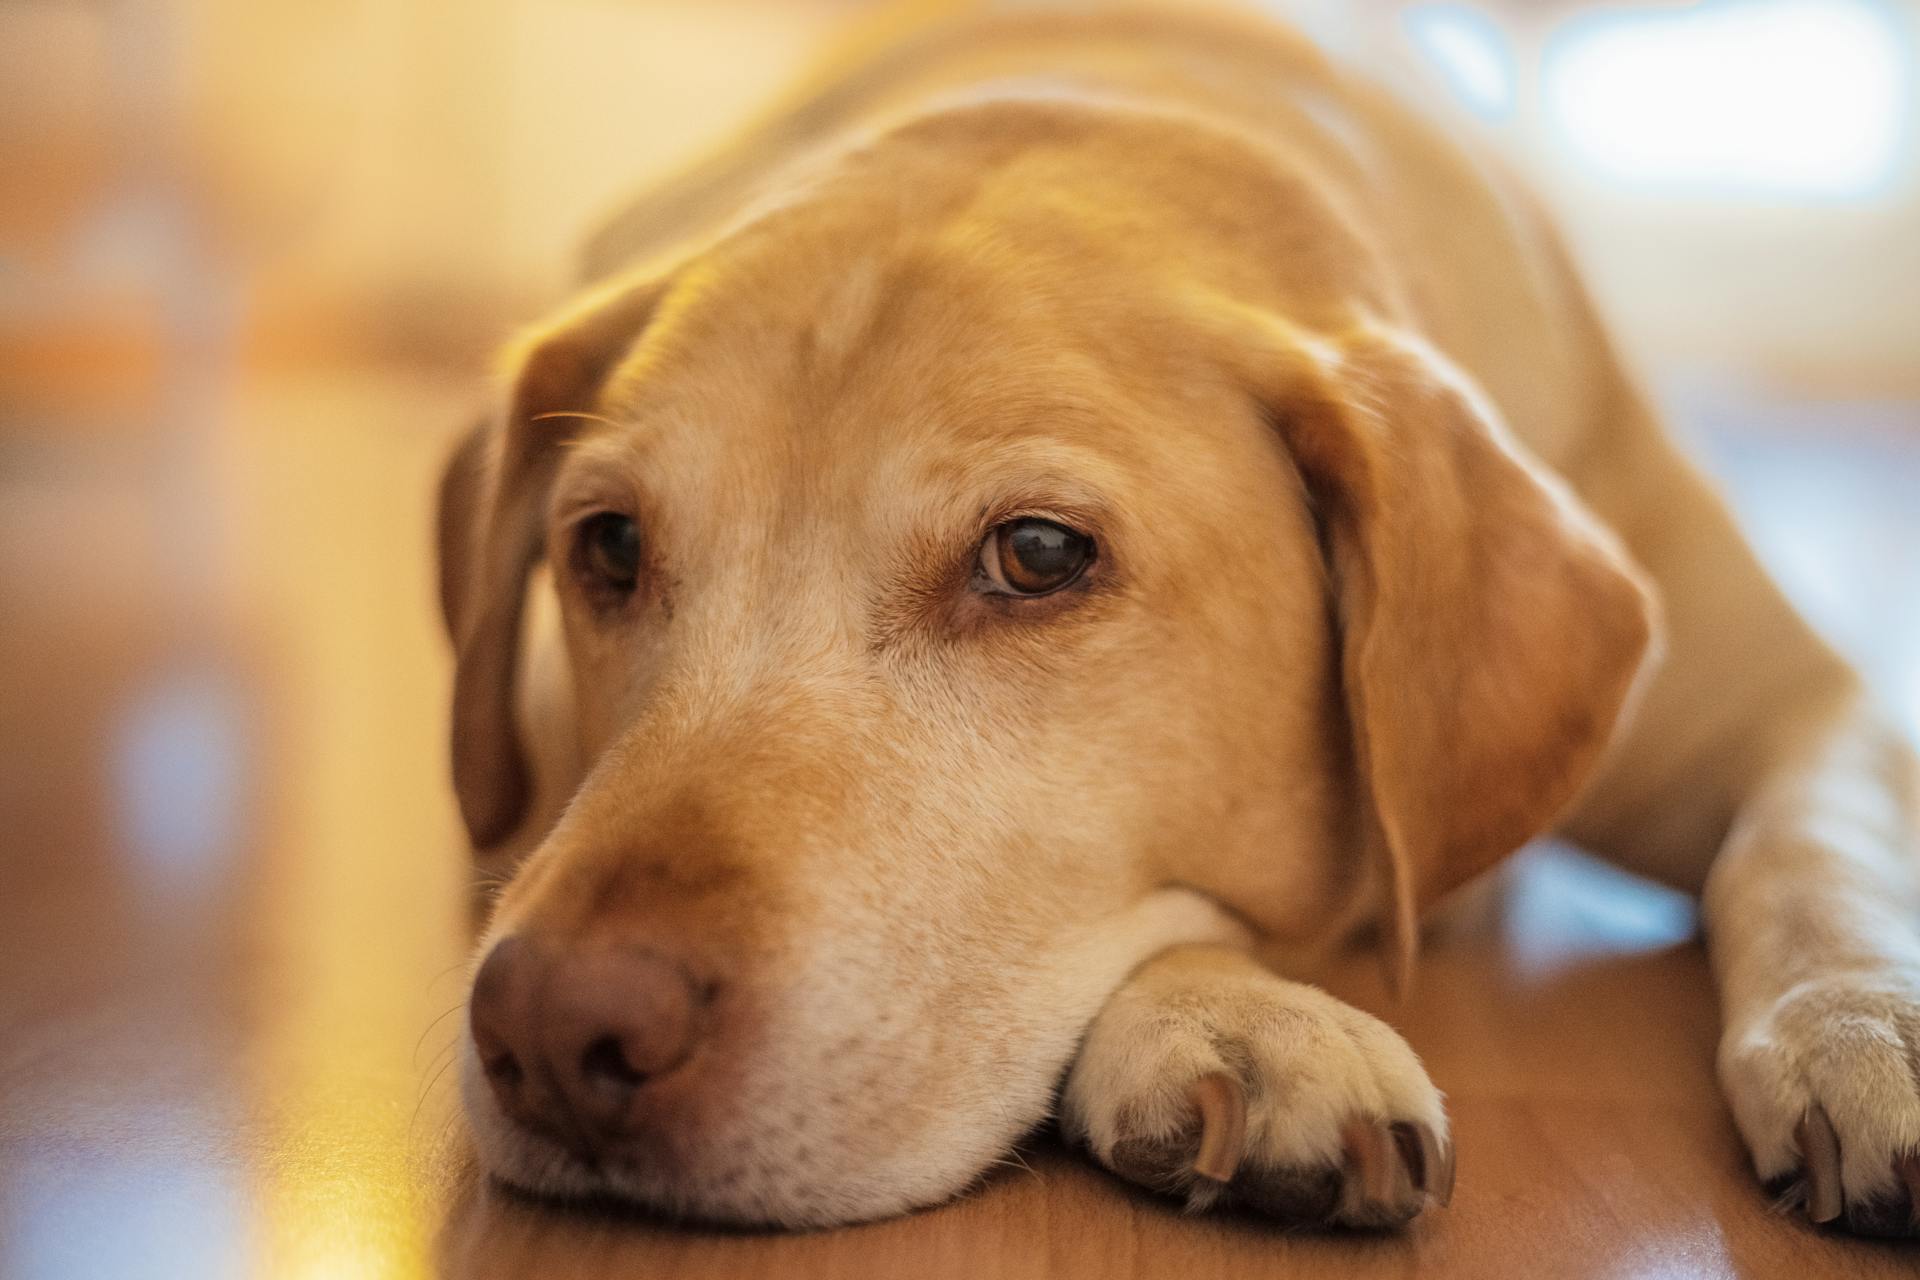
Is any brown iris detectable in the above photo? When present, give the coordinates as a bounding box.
[977,518,1094,596]
[576,511,641,596]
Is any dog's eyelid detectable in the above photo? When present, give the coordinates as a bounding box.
[548,461,648,528]
[552,490,638,529]
[994,503,1090,527]
[976,489,1112,540]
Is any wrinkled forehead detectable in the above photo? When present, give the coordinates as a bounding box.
[569,239,1211,543]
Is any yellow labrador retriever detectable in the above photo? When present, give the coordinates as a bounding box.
[437,2,1920,1234]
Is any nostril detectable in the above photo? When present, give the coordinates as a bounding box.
[469,934,541,1108]
[580,1034,649,1088]
[549,950,700,1130]
[482,1049,525,1089]
[469,939,703,1143]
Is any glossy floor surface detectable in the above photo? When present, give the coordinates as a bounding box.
[3,342,1917,1280]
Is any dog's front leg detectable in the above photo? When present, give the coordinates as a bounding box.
[1704,692,1920,1235]
[1061,944,1451,1228]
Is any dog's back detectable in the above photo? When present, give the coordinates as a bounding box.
[582,4,1610,469]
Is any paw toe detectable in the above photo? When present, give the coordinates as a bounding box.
[1781,1106,1920,1236]
[1723,972,1920,1236]
[1229,1117,1446,1229]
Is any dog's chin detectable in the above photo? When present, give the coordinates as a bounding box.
[457,1054,1023,1229]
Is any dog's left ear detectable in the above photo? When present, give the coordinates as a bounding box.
[1240,320,1658,991]
[436,272,671,850]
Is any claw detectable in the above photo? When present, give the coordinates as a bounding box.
[1797,1103,1844,1224]
[1339,1119,1415,1221]
[1390,1122,1426,1192]
[1189,1072,1247,1183]
[1391,1121,1451,1207]
[1434,1128,1457,1207]
[1338,1121,1382,1220]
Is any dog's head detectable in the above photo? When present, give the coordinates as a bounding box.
[440,103,1654,1225]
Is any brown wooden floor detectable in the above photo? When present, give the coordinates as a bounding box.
[3,347,1918,1280]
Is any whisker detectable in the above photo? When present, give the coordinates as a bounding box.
[421,1033,461,1080]
[411,1050,464,1143]
[429,1106,465,1164]
[992,1149,1038,1179]
[413,1002,467,1068]
[427,956,476,988]
[531,410,621,429]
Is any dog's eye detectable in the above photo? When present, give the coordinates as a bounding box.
[576,512,641,595]
[977,518,1094,596]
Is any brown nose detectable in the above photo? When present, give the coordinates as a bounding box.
[469,934,701,1151]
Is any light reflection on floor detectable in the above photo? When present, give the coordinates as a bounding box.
[110,662,250,908]
[3,1130,248,1280]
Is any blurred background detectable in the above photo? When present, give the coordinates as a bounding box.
[0,2,1915,1277]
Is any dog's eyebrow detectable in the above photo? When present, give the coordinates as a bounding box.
[554,423,650,468]
[543,429,656,514]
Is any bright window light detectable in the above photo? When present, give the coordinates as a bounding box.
[1404,3,1518,121]
[1543,0,1909,199]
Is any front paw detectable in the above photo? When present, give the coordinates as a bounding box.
[1061,947,1451,1229]
[1720,971,1920,1236]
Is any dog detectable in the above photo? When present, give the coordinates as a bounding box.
[436,1,1920,1234]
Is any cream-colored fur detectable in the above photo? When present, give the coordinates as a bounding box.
[1063,944,1448,1221]
[437,1,1920,1233]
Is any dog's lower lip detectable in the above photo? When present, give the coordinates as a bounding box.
[563,1150,606,1178]
[507,1119,621,1187]
[503,1078,630,1174]
[530,1124,607,1173]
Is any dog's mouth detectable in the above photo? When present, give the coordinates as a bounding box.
[455,886,1255,1226]
[457,1031,1048,1228]
[450,938,1010,1226]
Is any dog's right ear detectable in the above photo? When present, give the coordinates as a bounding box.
[436,415,494,643]
[1227,315,1657,993]
[435,272,671,850]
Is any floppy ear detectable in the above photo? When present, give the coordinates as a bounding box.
[436,272,670,849]
[436,414,493,642]
[1248,322,1658,990]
